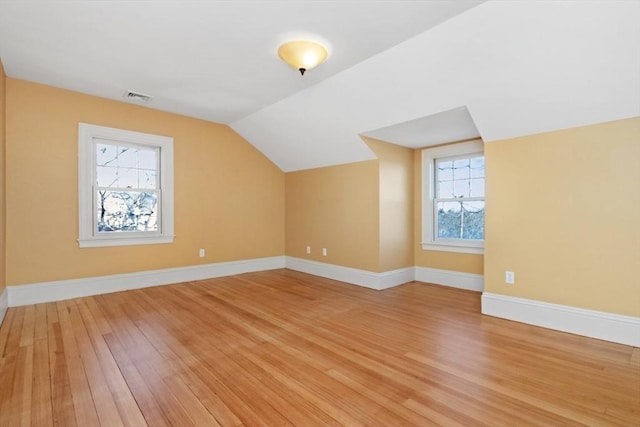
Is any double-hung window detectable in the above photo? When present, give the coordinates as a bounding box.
[422,140,484,254]
[78,123,174,247]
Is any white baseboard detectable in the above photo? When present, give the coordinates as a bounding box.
[415,266,484,292]
[7,256,286,307]
[0,288,8,327]
[7,258,635,347]
[285,257,414,290]
[482,292,640,347]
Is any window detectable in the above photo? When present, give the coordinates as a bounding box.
[422,140,484,254]
[78,123,174,247]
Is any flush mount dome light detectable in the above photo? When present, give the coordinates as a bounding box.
[278,40,328,76]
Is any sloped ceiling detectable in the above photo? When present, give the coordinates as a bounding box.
[0,0,483,124]
[1,1,638,172]
[231,0,640,171]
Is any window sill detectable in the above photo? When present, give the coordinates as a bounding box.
[78,235,174,248]
[421,242,484,255]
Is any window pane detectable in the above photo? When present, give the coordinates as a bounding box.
[437,180,453,198]
[139,170,157,189]
[470,178,485,197]
[96,166,118,187]
[437,160,453,181]
[453,180,470,198]
[118,167,138,188]
[96,143,118,167]
[437,201,461,239]
[470,156,485,178]
[117,146,138,168]
[437,201,484,240]
[453,158,470,179]
[461,201,484,240]
[97,190,158,232]
[139,149,156,170]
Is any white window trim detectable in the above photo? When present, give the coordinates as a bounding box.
[421,140,484,254]
[78,123,174,248]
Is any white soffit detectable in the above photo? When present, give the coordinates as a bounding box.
[361,106,481,149]
[232,0,640,171]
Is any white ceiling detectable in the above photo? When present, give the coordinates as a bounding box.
[1,1,639,172]
[362,106,480,149]
[0,0,482,123]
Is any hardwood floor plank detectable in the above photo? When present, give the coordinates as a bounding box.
[47,321,77,427]
[127,289,298,427]
[10,344,33,426]
[126,310,244,426]
[33,304,48,342]
[133,360,196,427]
[630,347,640,367]
[55,302,100,426]
[75,302,147,427]
[325,368,441,426]
[239,347,365,427]
[0,308,16,359]
[161,374,223,427]
[19,305,35,348]
[45,303,59,325]
[404,351,627,425]
[67,303,124,427]
[403,398,471,427]
[223,346,342,426]
[3,306,24,359]
[84,297,113,336]
[1,270,638,426]
[103,332,171,427]
[0,308,22,425]
[31,338,53,427]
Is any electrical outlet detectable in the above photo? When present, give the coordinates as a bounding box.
[505,271,515,284]
[322,248,327,256]
[199,248,205,258]
[306,246,311,254]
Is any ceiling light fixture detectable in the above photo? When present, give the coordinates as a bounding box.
[278,40,328,76]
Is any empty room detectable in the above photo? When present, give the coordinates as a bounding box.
[0,1,638,425]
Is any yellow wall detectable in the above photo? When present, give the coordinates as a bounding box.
[4,75,637,322]
[365,138,414,271]
[485,117,640,317]
[0,61,6,294]
[413,149,484,274]
[5,79,285,286]
[289,136,482,275]
[285,160,380,272]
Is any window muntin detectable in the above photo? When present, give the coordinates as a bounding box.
[78,123,174,247]
[421,140,484,254]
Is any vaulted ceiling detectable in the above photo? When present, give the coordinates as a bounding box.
[1,1,638,171]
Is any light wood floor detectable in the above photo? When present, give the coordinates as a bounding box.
[0,269,638,426]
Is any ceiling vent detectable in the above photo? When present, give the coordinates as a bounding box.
[124,90,152,103]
